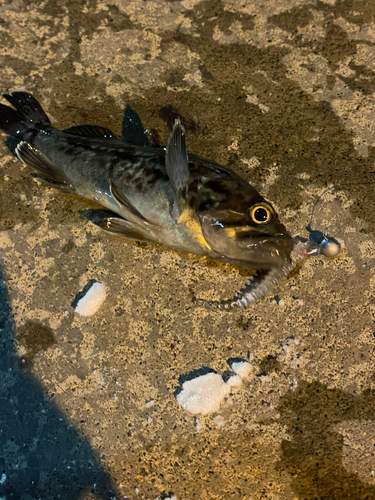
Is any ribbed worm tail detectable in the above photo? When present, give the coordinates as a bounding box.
[193,240,315,311]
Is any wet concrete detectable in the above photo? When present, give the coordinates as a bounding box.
[1,0,375,498]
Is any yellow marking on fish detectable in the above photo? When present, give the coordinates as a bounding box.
[225,228,237,238]
[227,210,243,216]
[177,210,212,250]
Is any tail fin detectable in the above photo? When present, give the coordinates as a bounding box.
[0,92,50,138]
[0,93,74,191]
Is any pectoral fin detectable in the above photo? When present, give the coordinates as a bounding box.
[110,182,150,224]
[80,209,150,241]
[165,118,189,221]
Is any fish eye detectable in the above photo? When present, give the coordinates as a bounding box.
[249,203,273,224]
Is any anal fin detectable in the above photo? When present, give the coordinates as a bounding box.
[16,141,74,191]
[80,209,151,242]
[32,174,76,193]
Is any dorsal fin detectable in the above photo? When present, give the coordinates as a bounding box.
[122,105,151,147]
[63,124,117,139]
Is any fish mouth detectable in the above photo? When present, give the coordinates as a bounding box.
[230,234,295,269]
[210,235,294,270]
[239,235,291,245]
[236,232,294,252]
[199,214,294,269]
[235,229,291,242]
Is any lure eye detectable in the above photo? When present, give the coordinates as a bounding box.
[249,204,273,224]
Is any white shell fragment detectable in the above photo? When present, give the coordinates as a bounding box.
[230,360,251,379]
[176,373,231,415]
[176,360,252,416]
[156,494,176,500]
[72,280,106,317]
[225,374,243,387]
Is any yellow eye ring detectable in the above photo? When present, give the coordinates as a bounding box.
[249,203,273,224]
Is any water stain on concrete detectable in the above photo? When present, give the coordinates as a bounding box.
[16,320,55,368]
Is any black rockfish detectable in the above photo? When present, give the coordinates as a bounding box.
[0,92,340,309]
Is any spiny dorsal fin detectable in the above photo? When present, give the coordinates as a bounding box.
[63,124,117,139]
[122,105,151,147]
[165,118,189,221]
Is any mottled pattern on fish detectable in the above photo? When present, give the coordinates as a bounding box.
[0,92,339,308]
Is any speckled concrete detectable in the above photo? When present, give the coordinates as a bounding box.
[1,0,375,499]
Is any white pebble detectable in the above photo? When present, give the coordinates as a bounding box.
[73,281,106,317]
[194,417,204,431]
[226,374,242,387]
[176,373,231,415]
[230,361,251,379]
[212,414,225,427]
[176,359,253,416]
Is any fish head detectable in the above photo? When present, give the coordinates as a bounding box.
[196,177,294,270]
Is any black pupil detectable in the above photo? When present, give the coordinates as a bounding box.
[254,208,268,222]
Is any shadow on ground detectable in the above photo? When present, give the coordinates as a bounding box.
[0,266,116,499]
[277,380,375,500]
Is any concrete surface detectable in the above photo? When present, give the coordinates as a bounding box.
[1,0,375,498]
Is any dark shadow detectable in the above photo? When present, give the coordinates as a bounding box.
[227,356,248,368]
[257,354,282,376]
[277,380,375,500]
[0,266,117,499]
[177,366,216,386]
[175,366,217,398]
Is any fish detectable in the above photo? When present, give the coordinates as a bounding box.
[0,92,340,309]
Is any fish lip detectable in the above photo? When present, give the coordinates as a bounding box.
[237,234,293,248]
[246,235,290,242]
[235,235,295,268]
[221,250,290,270]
